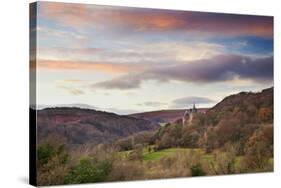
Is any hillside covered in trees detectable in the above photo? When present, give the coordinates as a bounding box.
[36,107,158,145]
[154,87,273,151]
[36,87,273,186]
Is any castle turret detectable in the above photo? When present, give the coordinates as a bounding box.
[182,103,197,126]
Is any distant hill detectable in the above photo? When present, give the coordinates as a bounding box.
[129,108,208,124]
[33,103,97,110]
[36,107,158,145]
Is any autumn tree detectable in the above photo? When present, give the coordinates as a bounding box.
[258,107,273,123]
[243,125,273,170]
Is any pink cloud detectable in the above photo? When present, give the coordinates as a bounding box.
[39,2,273,38]
[34,59,145,74]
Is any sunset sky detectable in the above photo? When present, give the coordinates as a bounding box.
[31,2,273,114]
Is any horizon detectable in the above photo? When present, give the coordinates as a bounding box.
[34,86,273,115]
[31,2,273,115]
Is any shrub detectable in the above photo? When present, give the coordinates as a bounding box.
[107,160,144,181]
[128,145,143,161]
[64,157,112,184]
[37,144,56,166]
[191,164,206,176]
[37,144,69,186]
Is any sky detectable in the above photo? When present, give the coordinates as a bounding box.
[30,2,273,114]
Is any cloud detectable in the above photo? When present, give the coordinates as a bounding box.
[57,79,88,83]
[92,54,273,90]
[144,55,273,83]
[57,86,85,95]
[170,96,215,108]
[36,27,89,48]
[37,41,224,63]
[38,47,103,59]
[35,59,144,74]
[37,27,86,40]
[39,3,91,26]
[92,74,142,90]
[137,101,168,107]
[39,2,273,38]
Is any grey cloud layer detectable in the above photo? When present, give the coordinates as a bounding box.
[57,86,85,95]
[137,101,168,107]
[91,54,273,90]
[93,74,142,90]
[170,96,215,108]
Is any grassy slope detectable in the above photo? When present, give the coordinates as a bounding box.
[143,148,187,161]
[118,147,191,161]
[119,146,272,168]
[120,147,225,162]
[117,146,273,180]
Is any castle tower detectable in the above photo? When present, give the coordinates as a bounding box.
[189,103,197,123]
[192,103,197,113]
[182,103,197,125]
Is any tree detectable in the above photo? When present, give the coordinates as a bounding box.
[203,127,219,153]
[215,118,241,146]
[116,137,132,151]
[258,107,272,123]
[156,132,171,149]
[243,125,273,171]
[181,129,199,148]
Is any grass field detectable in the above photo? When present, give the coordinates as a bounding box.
[142,148,188,161]
[119,147,220,161]
[119,147,204,161]
[118,146,273,171]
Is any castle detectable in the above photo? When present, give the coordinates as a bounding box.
[182,103,197,125]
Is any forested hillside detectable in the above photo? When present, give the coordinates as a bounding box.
[36,107,158,145]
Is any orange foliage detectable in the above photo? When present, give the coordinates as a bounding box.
[258,107,272,122]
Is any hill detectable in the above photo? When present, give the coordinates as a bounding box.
[36,107,158,145]
[209,87,273,114]
[153,87,273,151]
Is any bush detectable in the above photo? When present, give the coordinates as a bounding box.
[64,157,112,184]
[151,150,206,178]
[37,144,56,166]
[38,144,67,167]
[107,160,144,181]
[37,144,69,186]
[191,164,206,176]
[128,144,143,161]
